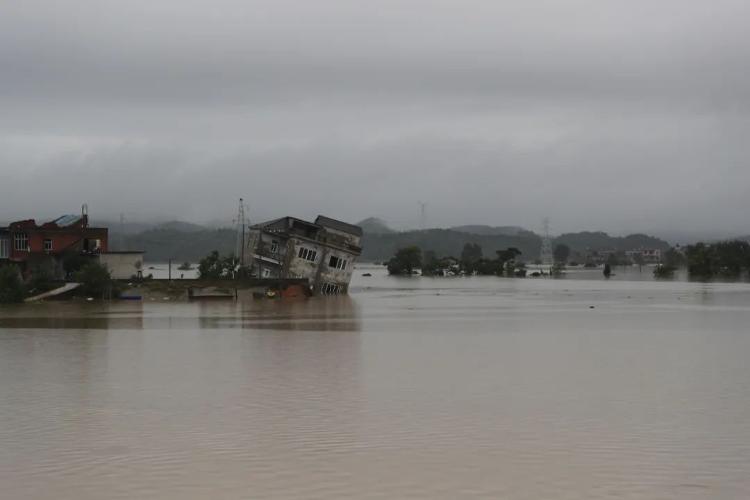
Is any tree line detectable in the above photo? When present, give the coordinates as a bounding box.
[385,239,750,281]
[387,243,529,277]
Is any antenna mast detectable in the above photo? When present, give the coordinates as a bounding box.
[418,201,427,230]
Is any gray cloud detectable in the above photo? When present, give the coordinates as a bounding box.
[1,0,750,237]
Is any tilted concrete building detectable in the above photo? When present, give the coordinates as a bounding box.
[247,215,362,294]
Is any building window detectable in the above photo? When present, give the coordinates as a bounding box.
[270,240,279,254]
[13,233,29,251]
[321,283,341,295]
[262,268,271,277]
[43,239,53,252]
[0,237,8,259]
[297,246,317,262]
[328,256,348,270]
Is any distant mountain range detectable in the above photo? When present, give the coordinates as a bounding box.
[449,225,533,237]
[105,215,731,262]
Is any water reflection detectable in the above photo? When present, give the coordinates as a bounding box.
[2,276,750,499]
[0,302,145,330]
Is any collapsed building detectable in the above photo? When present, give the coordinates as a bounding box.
[246,215,362,294]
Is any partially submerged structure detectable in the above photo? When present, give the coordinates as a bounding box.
[247,215,362,294]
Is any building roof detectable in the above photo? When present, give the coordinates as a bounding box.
[315,215,363,237]
[52,214,83,227]
[252,216,323,232]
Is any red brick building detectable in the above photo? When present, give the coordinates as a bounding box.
[1,213,108,277]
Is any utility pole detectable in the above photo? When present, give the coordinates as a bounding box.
[234,198,247,268]
[540,217,554,271]
[119,213,125,250]
[418,201,427,230]
[168,258,172,282]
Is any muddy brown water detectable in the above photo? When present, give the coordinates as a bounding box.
[2,267,750,499]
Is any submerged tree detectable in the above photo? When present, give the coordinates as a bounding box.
[198,251,237,279]
[553,244,570,265]
[496,247,522,276]
[460,243,483,267]
[685,240,750,279]
[74,263,119,299]
[387,246,422,275]
[653,264,676,279]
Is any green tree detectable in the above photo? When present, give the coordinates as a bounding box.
[663,247,686,269]
[653,264,676,279]
[460,243,483,268]
[62,252,89,278]
[496,247,522,276]
[198,251,237,279]
[74,263,119,299]
[685,243,713,277]
[553,244,570,264]
[421,250,439,276]
[387,246,422,275]
[0,265,25,303]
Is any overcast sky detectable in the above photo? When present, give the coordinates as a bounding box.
[1,1,749,237]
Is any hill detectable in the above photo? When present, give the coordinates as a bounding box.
[113,222,673,263]
[155,220,207,232]
[357,217,396,234]
[121,227,235,261]
[361,229,542,262]
[450,225,531,236]
[553,232,670,253]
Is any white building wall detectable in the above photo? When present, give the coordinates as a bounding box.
[98,252,144,279]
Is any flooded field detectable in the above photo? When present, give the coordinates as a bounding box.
[2,267,750,499]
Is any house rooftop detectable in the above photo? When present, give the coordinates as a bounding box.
[51,214,83,227]
[314,215,363,237]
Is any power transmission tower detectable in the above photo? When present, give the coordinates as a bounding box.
[540,217,554,267]
[418,201,427,230]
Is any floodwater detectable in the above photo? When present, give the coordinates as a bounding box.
[2,267,750,499]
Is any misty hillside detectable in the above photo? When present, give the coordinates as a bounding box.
[117,227,235,261]
[356,217,396,234]
[361,229,543,262]
[450,225,533,237]
[554,232,670,254]
[111,220,672,263]
[155,220,207,232]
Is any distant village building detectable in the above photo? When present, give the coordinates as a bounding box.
[0,208,143,280]
[247,215,362,294]
[625,248,662,264]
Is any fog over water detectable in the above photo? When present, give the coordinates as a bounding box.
[2,269,750,499]
[2,1,750,237]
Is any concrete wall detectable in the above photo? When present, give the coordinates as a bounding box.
[286,237,358,294]
[315,247,357,293]
[98,252,144,279]
[286,237,326,282]
[247,230,288,278]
